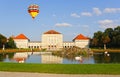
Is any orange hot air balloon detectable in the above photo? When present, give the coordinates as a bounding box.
[28,4,39,19]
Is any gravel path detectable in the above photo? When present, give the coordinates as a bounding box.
[0,71,120,77]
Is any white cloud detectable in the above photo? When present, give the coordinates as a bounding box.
[71,13,80,18]
[81,12,92,16]
[104,8,120,13]
[98,19,113,25]
[55,23,72,27]
[93,8,102,16]
[98,19,118,29]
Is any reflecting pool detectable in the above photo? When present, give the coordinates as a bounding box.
[0,52,120,64]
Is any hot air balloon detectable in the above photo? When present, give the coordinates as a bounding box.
[28,4,39,19]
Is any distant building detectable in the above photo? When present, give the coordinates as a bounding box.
[42,30,63,50]
[73,34,89,48]
[13,30,90,50]
[13,34,29,48]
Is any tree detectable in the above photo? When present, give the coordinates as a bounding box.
[92,38,98,46]
[104,28,113,39]
[110,26,120,48]
[102,34,111,50]
[116,35,120,47]
[114,26,120,47]
[102,28,113,49]
[5,37,16,48]
[114,26,120,33]
[90,26,120,48]
[92,31,103,47]
[0,34,7,48]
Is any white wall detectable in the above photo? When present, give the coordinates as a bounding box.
[28,42,42,49]
[14,39,29,48]
[74,40,89,48]
[63,42,74,48]
[14,33,90,49]
[42,34,63,50]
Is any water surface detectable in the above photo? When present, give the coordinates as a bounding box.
[0,52,120,64]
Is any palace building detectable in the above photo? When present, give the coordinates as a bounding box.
[13,30,90,50]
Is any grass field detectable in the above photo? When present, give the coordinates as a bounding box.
[0,49,40,53]
[91,49,120,52]
[0,62,120,74]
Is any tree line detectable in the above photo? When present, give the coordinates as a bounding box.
[0,34,16,49]
[90,26,120,49]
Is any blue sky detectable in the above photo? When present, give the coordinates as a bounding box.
[0,0,120,41]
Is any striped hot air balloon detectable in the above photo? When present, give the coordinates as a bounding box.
[28,4,39,19]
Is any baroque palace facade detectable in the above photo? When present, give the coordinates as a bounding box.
[13,30,90,50]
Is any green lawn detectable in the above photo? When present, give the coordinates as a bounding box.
[91,48,120,52]
[0,62,120,74]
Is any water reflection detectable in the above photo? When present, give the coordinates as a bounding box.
[0,52,120,64]
[13,52,28,63]
[0,53,14,62]
[93,52,120,63]
[41,55,63,64]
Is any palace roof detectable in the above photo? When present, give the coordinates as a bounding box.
[73,34,89,41]
[44,30,61,34]
[14,34,29,39]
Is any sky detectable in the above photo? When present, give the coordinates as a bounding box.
[0,0,120,41]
